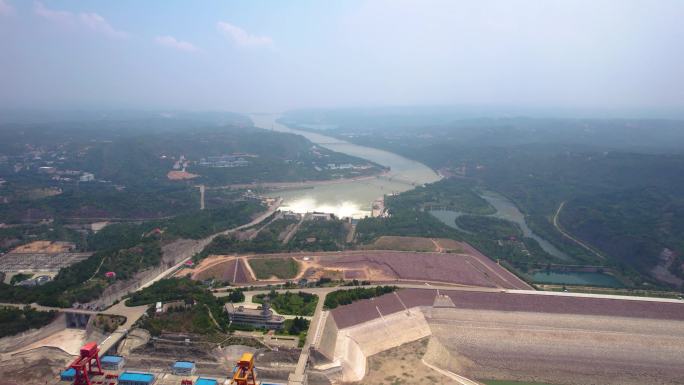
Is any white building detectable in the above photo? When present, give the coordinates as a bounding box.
[79,173,95,182]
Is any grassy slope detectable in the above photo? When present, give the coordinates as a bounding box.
[249,257,299,279]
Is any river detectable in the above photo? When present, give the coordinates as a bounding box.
[250,114,441,218]
[430,190,571,261]
[480,191,570,260]
[250,114,627,287]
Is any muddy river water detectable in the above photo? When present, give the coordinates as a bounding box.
[250,114,441,218]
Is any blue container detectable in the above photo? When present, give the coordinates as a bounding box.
[118,371,155,385]
[60,368,76,381]
[195,378,217,385]
[102,355,123,364]
[172,361,195,370]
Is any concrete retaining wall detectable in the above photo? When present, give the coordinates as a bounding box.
[321,307,432,382]
[316,310,339,360]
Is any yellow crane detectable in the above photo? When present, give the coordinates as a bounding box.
[230,353,257,385]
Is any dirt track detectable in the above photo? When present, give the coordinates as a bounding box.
[178,255,254,284]
[359,338,460,385]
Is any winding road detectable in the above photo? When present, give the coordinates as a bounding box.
[0,198,284,358]
[553,201,605,260]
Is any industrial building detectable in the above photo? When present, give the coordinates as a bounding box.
[79,173,95,182]
[101,355,125,370]
[308,212,334,221]
[171,361,196,376]
[118,372,155,385]
[199,155,249,168]
[224,300,285,330]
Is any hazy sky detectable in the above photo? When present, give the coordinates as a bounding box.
[1,0,683,113]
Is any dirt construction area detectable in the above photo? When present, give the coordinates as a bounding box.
[166,170,199,180]
[176,255,254,284]
[357,338,461,385]
[0,347,74,385]
[306,250,529,289]
[8,241,75,253]
[183,243,531,290]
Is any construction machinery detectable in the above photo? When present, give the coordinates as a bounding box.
[67,342,103,385]
[230,353,257,385]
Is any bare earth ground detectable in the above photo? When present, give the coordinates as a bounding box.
[8,241,74,253]
[426,308,684,385]
[0,314,67,354]
[432,238,465,252]
[183,248,530,290]
[0,347,72,385]
[363,236,438,252]
[308,251,529,289]
[176,255,254,284]
[349,338,459,385]
[13,328,86,356]
[166,170,199,180]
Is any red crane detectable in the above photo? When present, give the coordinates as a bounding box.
[68,342,103,385]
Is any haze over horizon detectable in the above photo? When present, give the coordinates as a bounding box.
[1,0,683,116]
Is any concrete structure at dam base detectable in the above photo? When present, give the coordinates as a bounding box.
[313,288,684,385]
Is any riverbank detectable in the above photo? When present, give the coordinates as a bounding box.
[249,114,441,218]
[211,169,391,191]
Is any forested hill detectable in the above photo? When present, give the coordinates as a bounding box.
[0,113,381,222]
[282,110,684,288]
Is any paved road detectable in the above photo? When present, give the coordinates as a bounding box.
[140,198,283,292]
[288,287,327,385]
[98,302,149,354]
[553,201,605,260]
[0,200,284,358]
[99,199,283,353]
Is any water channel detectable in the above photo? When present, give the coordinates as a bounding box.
[430,204,624,285]
[429,190,570,261]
